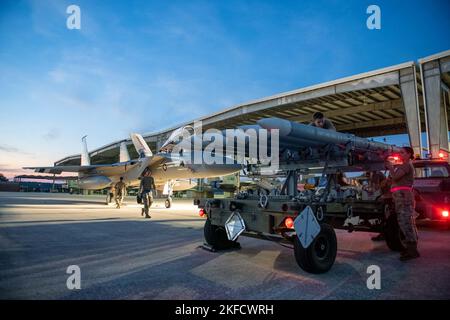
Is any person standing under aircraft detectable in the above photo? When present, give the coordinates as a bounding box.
[107,185,115,205]
[309,112,336,131]
[385,146,419,261]
[139,169,156,219]
[114,177,126,208]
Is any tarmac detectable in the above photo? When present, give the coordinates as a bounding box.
[0,192,449,299]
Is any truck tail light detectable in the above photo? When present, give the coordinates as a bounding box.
[199,208,205,217]
[285,217,294,229]
[437,150,448,160]
[442,210,449,218]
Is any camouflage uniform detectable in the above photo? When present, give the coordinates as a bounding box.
[309,118,336,131]
[114,180,126,208]
[390,161,419,253]
[142,191,153,215]
[392,190,418,243]
[140,176,156,218]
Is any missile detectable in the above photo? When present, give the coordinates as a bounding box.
[257,117,402,154]
[237,124,321,148]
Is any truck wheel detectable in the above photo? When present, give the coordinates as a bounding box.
[165,198,172,208]
[204,219,237,250]
[293,223,337,274]
[384,213,407,252]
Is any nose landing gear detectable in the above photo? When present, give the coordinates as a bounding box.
[165,197,172,208]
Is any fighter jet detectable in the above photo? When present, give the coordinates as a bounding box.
[24,131,242,208]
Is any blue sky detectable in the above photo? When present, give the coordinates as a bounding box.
[0,0,449,177]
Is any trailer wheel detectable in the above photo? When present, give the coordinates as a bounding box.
[204,219,237,250]
[165,198,172,208]
[293,223,337,274]
[384,213,407,252]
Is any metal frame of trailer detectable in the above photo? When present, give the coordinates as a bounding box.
[194,192,405,274]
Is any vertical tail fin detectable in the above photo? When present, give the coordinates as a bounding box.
[81,135,90,166]
[119,141,130,162]
[130,133,153,158]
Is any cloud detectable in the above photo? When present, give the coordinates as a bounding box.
[0,144,32,155]
[43,128,60,141]
[0,166,34,179]
[0,144,21,153]
[0,163,26,179]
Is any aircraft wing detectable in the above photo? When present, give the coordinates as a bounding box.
[24,160,141,175]
[24,165,97,174]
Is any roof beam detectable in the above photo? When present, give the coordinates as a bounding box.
[288,99,403,122]
[336,116,405,131]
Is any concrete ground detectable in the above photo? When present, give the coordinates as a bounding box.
[0,192,449,300]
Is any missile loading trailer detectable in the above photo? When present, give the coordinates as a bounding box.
[195,194,404,274]
[194,118,406,274]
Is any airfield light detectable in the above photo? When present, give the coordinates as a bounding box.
[285,217,294,229]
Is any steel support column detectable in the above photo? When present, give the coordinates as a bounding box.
[399,66,422,157]
[421,59,449,158]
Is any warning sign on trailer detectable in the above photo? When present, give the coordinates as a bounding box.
[294,206,321,248]
[225,211,246,241]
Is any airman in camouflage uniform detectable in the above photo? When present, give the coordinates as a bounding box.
[139,169,156,219]
[386,146,419,261]
[309,112,336,131]
[114,177,126,208]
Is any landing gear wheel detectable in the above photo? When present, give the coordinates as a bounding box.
[165,198,172,208]
[204,219,239,250]
[384,213,407,252]
[293,223,337,274]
